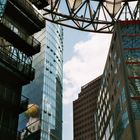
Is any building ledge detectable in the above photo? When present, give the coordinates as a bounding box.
[5,0,45,34]
[0,16,41,56]
[0,46,35,85]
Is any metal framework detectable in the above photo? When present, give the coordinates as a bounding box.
[41,0,140,33]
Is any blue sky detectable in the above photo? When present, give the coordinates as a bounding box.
[63,27,112,140]
[63,28,89,140]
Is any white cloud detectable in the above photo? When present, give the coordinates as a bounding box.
[63,33,112,105]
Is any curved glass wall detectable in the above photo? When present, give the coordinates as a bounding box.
[41,22,63,140]
[19,21,63,140]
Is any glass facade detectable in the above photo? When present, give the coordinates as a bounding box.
[97,21,140,140]
[0,0,7,17]
[121,22,140,121]
[19,21,63,140]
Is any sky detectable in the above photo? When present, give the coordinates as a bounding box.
[63,27,112,140]
[60,2,138,140]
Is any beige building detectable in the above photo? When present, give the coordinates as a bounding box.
[73,76,102,140]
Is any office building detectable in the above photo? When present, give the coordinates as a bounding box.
[97,20,140,140]
[73,76,102,140]
[0,0,45,140]
[18,20,63,140]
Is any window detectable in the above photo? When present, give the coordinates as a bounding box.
[117,58,121,67]
[106,124,110,140]
[117,80,120,87]
[114,52,117,60]
[122,111,129,128]
[110,117,113,132]
[120,88,126,103]
[115,100,121,119]
[110,135,115,140]
[114,87,117,96]
[102,134,106,140]
[114,67,118,74]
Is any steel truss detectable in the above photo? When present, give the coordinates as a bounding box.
[42,0,140,33]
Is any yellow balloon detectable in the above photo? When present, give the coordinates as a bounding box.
[25,104,39,117]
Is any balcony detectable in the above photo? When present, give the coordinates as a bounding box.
[29,0,49,10]
[18,120,41,140]
[0,45,35,84]
[5,0,45,34]
[0,16,40,56]
[19,95,29,114]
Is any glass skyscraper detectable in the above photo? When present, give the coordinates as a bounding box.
[19,21,63,140]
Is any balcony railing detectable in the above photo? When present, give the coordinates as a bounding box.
[0,16,40,55]
[0,45,35,80]
[18,119,41,140]
[10,0,45,27]
[29,0,49,9]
